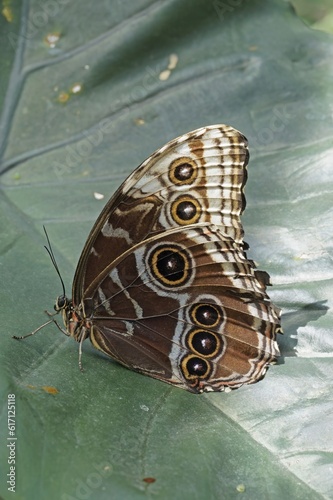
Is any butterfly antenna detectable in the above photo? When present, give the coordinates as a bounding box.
[43,225,66,297]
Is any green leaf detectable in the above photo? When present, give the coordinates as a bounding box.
[292,0,333,33]
[1,1,332,499]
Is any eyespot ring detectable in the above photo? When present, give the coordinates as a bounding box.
[181,354,212,380]
[168,157,198,185]
[170,195,201,225]
[186,329,222,358]
[148,244,192,287]
[190,303,222,328]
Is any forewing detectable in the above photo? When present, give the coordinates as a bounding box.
[72,125,248,304]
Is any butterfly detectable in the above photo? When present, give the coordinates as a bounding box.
[15,125,281,393]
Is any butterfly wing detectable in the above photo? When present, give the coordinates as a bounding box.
[70,124,281,392]
[82,225,280,393]
[72,125,248,305]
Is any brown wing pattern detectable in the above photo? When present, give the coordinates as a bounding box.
[67,124,281,393]
[73,125,248,305]
[84,225,280,393]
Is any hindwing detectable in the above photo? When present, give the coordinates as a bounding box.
[83,225,280,393]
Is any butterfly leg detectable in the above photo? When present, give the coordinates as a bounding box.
[52,319,70,336]
[13,319,54,339]
[78,328,89,372]
[45,309,59,318]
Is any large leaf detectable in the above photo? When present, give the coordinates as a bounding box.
[292,0,333,33]
[1,1,332,498]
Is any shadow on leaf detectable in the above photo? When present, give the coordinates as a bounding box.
[279,301,329,360]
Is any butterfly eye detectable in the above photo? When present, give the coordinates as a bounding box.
[55,295,67,311]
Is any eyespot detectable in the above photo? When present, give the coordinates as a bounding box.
[148,244,192,287]
[190,303,222,328]
[181,355,211,380]
[171,196,201,225]
[186,329,222,358]
[168,157,198,185]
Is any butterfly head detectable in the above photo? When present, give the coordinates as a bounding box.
[53,294,79,340]
[42,227,86,342]
[54,294,70,312]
